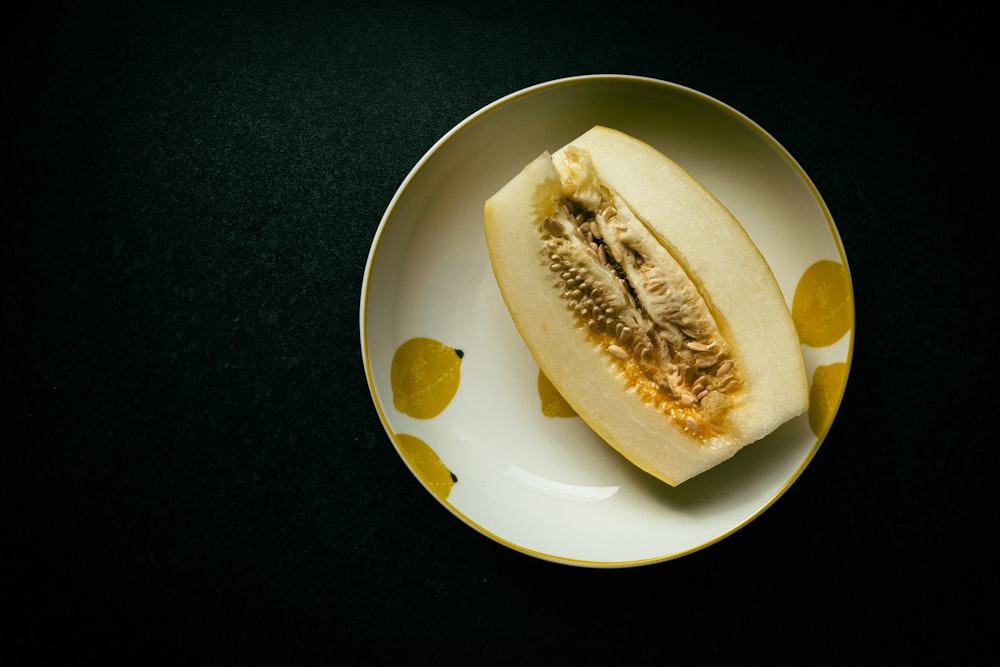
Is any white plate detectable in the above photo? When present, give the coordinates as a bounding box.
[360,75,854,567]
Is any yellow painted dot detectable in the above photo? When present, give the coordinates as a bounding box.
[537,369,577,418]
[792,260,854,347]
[395,433,457,501]
[809,362,848,437]
[391,337,463,419]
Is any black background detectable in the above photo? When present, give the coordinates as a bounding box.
[9,1,995,662]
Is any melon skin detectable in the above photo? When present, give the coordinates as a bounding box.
[484,126,808,486]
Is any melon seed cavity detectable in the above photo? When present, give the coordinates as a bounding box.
[541,147,741,436]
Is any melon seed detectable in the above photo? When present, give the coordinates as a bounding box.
[539,148,742,434]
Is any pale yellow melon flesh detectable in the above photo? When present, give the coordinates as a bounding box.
[484,126,808,486]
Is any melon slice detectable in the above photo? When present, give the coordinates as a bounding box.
[484,126,808,486]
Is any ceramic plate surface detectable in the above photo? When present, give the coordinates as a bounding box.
[360,75,854,567]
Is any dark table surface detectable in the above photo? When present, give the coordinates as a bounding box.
[10,1,995,662]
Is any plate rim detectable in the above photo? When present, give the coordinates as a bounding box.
[359,74,855,567]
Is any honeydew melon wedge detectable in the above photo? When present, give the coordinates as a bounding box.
[484,126,808,486]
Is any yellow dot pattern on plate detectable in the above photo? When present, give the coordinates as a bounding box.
[537,368,577,418]
[391,337,463,419]
[395,433,457,501]
[792,259,854,347]
[809,362,848,437]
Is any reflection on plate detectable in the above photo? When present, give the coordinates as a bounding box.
[360,75,854,567]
